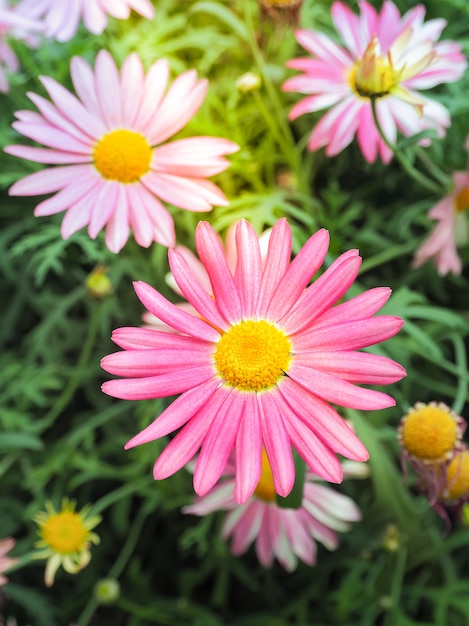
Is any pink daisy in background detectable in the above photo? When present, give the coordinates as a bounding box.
[101,218,405,503]
[5,50,238,253]
[0,537,18,585]
[282,0,467,163]
[0,1,43,93]
[184,454,366,571]
[413,170,469,275]
[15,0,154,42]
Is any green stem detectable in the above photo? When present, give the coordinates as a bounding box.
[39,302,102,430]
[370,99,444,196]
[450,333,468,415]
[88,476,153,517]
[415,146,452,187]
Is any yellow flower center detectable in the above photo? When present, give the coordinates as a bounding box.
[254,450,277,502]
[445,450,469,500]
[400,405,458,461]
[455,187,469,213]
[41,511,88,554]
[350,36,399,98]
[93,129,152,183]
[214,320,291,391]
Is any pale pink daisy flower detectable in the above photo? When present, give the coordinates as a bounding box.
[15,0,154,42]
[0,1,43,93]
[5,50,238,253]
[282,0,467,163]
[184,453,364,571]
[0,537,18,585]
[142,221,273,329]
[413,171,469,275]
[101,218,406,503]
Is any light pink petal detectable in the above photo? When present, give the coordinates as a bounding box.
[234,220,262,318]
[132,184,176,248]
[125,379,219,447]
[168,248,229,331]
[120,53,145,127]
[282,509,316,565]
[307,483,361,522]
[9,165,93,196]
[295,29,353,66]
[136,59,170,132]
[152,137,238,178]
[143,171,227,212]
[111,327,211,351]
[101,365,214,400]
[308,97,362,153]
[357,0,378,43]
[60,183,102,238]
[324,97,363,156]
[281,250,361,334]
[266,228,330,320]
[88,182,119,238]
[12,121,90,154]
[145,71,208,145]
[288,91,348,120]
[194,388,243,496]
[125,184,158,248]
[228,502,264,554]
[278,378,368,461]
[33,176,96,216]
[331,1,362,57]
[313,287,392,328]
[133,280,221,342]
[289,363,396,410]
[234,394,262,505]
[195,221,243,324]
[104,185,130,253]
[81,0,108,34]
[259,391,295,497]
[356,102,380,163]
[257,218,292,317]
[272,516,297,571]
[128,0,155,18]
[183,481,236,516]
[255,507,276,567]
[4,145,91,164]
[70,56,102,118]
[95,50,122,128]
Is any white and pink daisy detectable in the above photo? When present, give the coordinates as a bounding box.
[282,0,467,163]
[413,171,469,275]
[0,537,18,585]
[101,218,406,503]
[15,0,154,42]
[5,50,238,253]
[184,453,364,571]
[0,1,43,93]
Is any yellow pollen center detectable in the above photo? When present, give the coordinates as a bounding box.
[351,36,399,98]
[214,320,291,391]
[254,450,277,502]
[93,129,152,183]
[455,187,469,213]
[41,511,88,554]
[401,406,458,461]
[445,451,469,500]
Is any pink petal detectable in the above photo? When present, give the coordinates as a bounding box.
[143,171,228,212]
[256,218,292,317]
[111,327,211,350]
[101,346,212,377]
[152,136,238,177]
[9,165,93,196]
[314,287,391,327]
[105,186,130,253]
[234,393,262,504]
[95,50,122,128]
[234,220,262,318]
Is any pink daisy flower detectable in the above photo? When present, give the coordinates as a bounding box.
[15,0,154,42]
[101,218,406,503]
[413,171,469,275]
[282,0,467,163]
[184,453,364,571]
[5,50,238,253]
[0,537,18,585]
[0,1,43,93]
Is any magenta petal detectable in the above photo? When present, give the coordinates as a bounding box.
[100,346,213,377]
[125,379,219,447]
[111,327,210,351]
[314,287,392,328]
[234,220,263,319]
[256,218,292,317]
[194,388,243,496]
[133,280,221,342]
[101,365,214,400]
[234,393,262,505]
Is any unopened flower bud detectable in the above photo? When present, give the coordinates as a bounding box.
[94,578,120,605]
[236,72,262,94]
[86,265,112,299]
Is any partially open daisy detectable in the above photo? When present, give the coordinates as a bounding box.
[413,169,469,275]
[184,453,363,571]
[282,0,467,162]
[5,50,238,253]
[0,537,18,586]
[0,1,43,93]
[33,499,101,587]
[15,0,154,42]
[398,401,466,502]
[102,218,405,503]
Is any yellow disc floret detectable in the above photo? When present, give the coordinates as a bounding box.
[444,450,469,500]
[254,450,277,502]
[40,510,88,554]
[214,319,291,391]
[455,187,469,213]
[400,403,460,461]
[93,129,152,183]
[350,36,399,98]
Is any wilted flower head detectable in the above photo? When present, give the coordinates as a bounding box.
[0,537,18,585]
[15,0,154,42]
[0,1,42,93]
[260,0,303,26]
[6,50,238,253]
[282,0,467,162]
[102,218,405,504]
[33,499,101,586]
[413,169,469,275]
[184,454,364,571]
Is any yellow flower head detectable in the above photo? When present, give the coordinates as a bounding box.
[441,449,469,502]
[33,499,101,587]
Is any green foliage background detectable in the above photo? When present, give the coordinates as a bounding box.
[1,0,469,624]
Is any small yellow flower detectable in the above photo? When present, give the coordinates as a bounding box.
[33,499,101,587]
